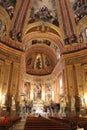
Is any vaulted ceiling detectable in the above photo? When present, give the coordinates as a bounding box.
[0,0,87,76]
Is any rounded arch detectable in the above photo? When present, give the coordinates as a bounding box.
[0,6,11,36]
[77,16,87,43]
[23,31,65,53]
[25,44,57,65]
[25,44,58,76]
[77,16,87,33]
[23,21,61,37]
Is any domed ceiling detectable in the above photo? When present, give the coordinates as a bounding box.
[0,0,87,76]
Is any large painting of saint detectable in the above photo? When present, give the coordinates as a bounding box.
[45,84,52,102]
[24,82,31,100]
[34,83,42,101]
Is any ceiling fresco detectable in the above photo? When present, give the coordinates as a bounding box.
[70,0,87,24]
[28,0,59,26]
[0,0,17,19]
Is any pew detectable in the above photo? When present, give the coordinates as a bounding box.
[24,116,68,130]
[0,116,21,130]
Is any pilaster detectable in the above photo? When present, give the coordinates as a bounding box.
[10,62,20,100]
[0,60,4,105]
[30,83,34,101]
[66,64,75,97]
[74,63,83,96]
[55,77,60,103]
[18,54,25,96]
[52,82,55,102]
[66,64,75,112]
[82,64,87,96]
[42,84,45,101]
[63,67,68,102]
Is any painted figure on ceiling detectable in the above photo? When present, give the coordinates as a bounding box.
[0,0,17,19]
[28,0,59,27]
[0,19,6,38]
[70,0,87,24]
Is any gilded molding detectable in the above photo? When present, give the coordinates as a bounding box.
[65,55,87,64]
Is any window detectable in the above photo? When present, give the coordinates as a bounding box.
[85,28,87,38]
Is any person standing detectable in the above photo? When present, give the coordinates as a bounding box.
[68,122,76,130]
[77,123,84,130]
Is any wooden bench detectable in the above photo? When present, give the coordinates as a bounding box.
[24,116,68,130]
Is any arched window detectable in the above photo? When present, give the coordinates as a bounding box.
[59,76,63,95]
[85,28,87,38]
[0,20,2,30]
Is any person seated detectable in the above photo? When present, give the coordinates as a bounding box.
[38,114,41,117]
[77,123,84,130]
[1,116,8,123]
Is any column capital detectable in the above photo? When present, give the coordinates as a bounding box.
[66,64,73,68]
[5,59,12,64]
[74,63,81,67]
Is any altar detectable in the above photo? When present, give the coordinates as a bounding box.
[31,99,46,116]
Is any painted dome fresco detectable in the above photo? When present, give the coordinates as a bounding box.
[0,0,87,76]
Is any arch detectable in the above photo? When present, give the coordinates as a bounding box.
[0,6,11,36]
[25,44,57,65]
[23,21,61,37]
[77,16,87,33]
[23,31,65,53]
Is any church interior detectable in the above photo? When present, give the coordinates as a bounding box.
[0,0,87,130]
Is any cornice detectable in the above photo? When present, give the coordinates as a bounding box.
[0,42,24,56]
[24,73,54,84]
